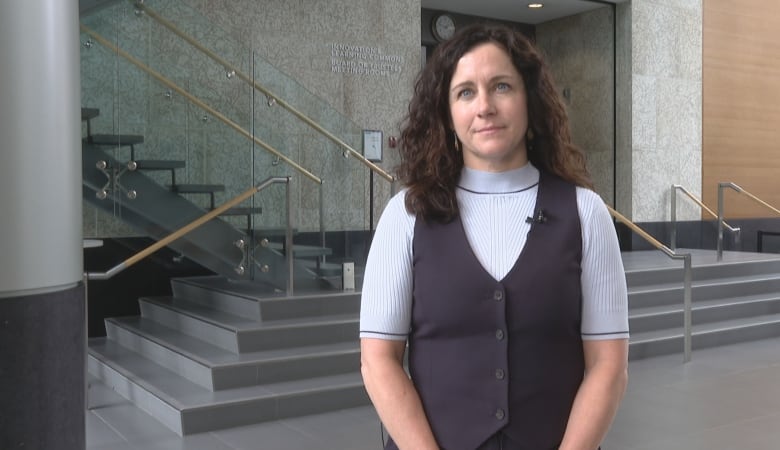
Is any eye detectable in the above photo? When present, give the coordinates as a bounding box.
[496,82,510,92]
[457,88,474,99]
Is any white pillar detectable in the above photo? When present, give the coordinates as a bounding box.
[0,0,83,297]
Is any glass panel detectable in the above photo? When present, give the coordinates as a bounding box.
[80,0,264,282]
[80,0,386,291]
[253,51,376,292]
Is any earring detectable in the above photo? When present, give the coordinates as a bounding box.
[453,132,460,152]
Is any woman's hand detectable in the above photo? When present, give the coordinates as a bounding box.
[361,338,440,450]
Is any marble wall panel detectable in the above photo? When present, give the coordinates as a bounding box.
[536,6,615,203]
[615,2,633,215]
[631,0,702,222]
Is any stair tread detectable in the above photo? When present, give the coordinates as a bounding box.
[134,159,186,170]
[173,275,361,302]
[169,183,225,193]
[107,315,359,367]
[250,227,300,237]
[89,337,364,410]
[297,259,345,277]
[81,107,99,120]
[142,296,358,330]
[266,242,333,257]
[628,272,780,294]
[219,206,263,216]
[630,312,780,343]
[630,292,780,317]
[88,133,145,146]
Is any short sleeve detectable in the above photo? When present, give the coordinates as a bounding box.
[359,190,416,340]
[577,188,629,340]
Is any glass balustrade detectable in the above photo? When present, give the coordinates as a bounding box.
[80,0,383,291]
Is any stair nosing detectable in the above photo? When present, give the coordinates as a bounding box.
[630,293,780,318]
[629,313,780,343]
[90,341,364,410]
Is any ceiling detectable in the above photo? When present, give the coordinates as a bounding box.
[421,0,625,25]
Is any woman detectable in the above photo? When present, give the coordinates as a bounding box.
[360,23,628,450]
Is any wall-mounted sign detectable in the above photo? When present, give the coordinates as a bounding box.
[330,43,404,77]
[362,129,383,162]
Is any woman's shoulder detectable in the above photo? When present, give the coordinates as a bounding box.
[377,188,416,227]
[575,186,611,223]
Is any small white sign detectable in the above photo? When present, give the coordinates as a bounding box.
[363,129,383,162]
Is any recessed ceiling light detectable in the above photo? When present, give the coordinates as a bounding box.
[528,3,544,8]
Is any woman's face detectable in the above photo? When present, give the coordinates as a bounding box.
[448,42,529,172]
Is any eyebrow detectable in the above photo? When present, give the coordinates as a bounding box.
[450,74,516,93]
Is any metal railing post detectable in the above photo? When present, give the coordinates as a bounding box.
[671,184,678,250]
[717,183,725,261]
[319,182,325,265]
[83,272,89,412]
[607,205,694,362]
[682,254,693,362]
[285,177,294,296]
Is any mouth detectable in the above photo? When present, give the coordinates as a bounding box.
[475,126,503,134]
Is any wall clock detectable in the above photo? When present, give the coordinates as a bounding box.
[432,14,456,42]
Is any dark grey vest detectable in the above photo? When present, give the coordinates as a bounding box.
[390,171,584,450]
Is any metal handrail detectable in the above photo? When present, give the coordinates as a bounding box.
[85,176,295,293]
[671,184,740,250]
[607,205,694,362]
[132,1,395,183]
[717,182,780,261]
[80,25,322,185]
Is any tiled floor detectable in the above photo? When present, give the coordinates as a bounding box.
[87,335,780,450]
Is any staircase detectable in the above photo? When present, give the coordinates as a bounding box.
[81,106,337,290]
[88,276,366,435]
[626,249,780,360]
[84,249,780,435]
[79,0,370,437]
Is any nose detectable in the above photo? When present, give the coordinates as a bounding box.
[476,92,496,117]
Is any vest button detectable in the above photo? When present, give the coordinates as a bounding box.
[495,329,504,340]
[493,290,504,301]
[495,368,505,379]
[495,408,505,420]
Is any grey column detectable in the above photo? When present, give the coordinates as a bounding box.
[0,0,85,449]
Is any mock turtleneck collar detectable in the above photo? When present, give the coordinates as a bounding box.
[457,163,539,194]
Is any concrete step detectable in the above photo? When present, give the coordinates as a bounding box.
[140,297,357,353]
[625,254,780,287]
[629,313,780,360]
[93,322,360,391]
[131,298,358,353]
[628,274,780,309]
[87,342,368,436]
[170,276,265,318]
[170,276,361,320]
[629,293,780,333]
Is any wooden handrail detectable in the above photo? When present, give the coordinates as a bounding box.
[80,24,322,185]
[606,203,694,362]
[133,1,395,183]
[672,185,739,231]
[731,184,780,216]
[607,205,671,255]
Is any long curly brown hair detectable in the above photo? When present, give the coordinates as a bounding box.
[397,23,592,222]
